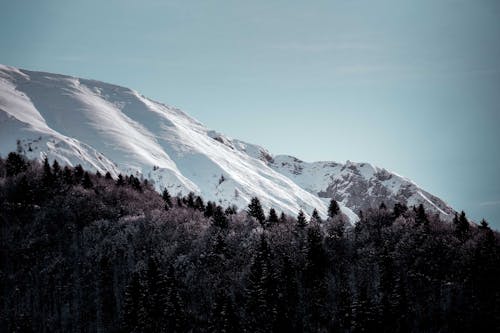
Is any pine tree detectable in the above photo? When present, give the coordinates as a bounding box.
[303,224,329,331]
[328,199,340,218]
[415,204,428,226]
[393,202,407,218]
[248,197,266,225]
[194,196,205,211]
[454,211,470,241]
[122,271,144,332]
[205,201,215,217]
[116,174,125,186]
[82,171,93,189]
[212,205,228,229]
[244,235,276,332]
[186,192,195,208]
[98,256,116,331]
[73,164,84,182]
[145,257,168,332]
[62,166,73,184]
[162,188,173,210]
[268,208,279,224]
[42,156,53,187]
[296,210,307,228]
[209,291,239,333]
[52,159,61,177]
[5,152,27,177]
[279,212,287,223]
[310,208,321,223]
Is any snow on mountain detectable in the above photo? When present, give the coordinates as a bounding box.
[0,64,454,222]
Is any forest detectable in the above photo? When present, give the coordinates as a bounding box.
[0,152,499,333]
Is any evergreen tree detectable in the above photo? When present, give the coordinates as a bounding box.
[267,208,279,224]
[73,164,84,182]
[62,166,73,184]
[415,204,428,226]
[212,206,228,229]
[279,212,287,223]
[296,210,307,228]
[82,171,93,189]
[145,257,168,332]
[248,197,266,225]
[42,156,53,187]
[194,196,205,211]
[328,199,340,218]
[104,171,113,180]
[5,152,27,177]
[205,201,215,218]
[98,256,116,331]
[454,211,470,241]
[186,192,195,208]
[209,291,239,333]
[162,188,173,210]
[52,159,61,177]
[116,174,125,186]
[393,202,408,218]
[310,208,321,223]
[244,235,276,332]
[122,272,144,332]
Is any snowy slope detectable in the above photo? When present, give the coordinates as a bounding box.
[0,65,454,221]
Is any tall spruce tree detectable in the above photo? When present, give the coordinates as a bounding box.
[248,197,266,225]
[268,208,279,224]
[296,210,307,228]
[328,199,340,218]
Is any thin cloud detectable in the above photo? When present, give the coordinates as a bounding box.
[271,41,377,52]
[479,200,500,207]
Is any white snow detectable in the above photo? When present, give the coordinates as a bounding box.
[0,64,455,223]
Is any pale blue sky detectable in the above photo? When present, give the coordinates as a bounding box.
[1,0,500,228]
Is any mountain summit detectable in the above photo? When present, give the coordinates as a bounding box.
[0,65,454,221]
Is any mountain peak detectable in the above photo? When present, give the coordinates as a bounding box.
[0,65,454,222]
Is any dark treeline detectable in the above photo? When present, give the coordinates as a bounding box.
[1,152,499,333]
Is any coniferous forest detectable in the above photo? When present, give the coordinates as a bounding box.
[1,152,499,333]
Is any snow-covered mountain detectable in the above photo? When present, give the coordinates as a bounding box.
[0,65,454,222]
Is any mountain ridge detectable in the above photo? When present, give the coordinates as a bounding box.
[0,64,455,222]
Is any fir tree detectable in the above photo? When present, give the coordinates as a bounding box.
[454,211,470,241]
[244,235,276,332]
[5,152,27,177]
[328,199,340,218]
[248,197,266,225]
[296,210,307,228]
[393,202,407,218]
[415,204,428,226]
[205,201,215,218]
[73,164,84,182]
[122,271,144,332]
[62,166,73,184]
[194,196,205,211]
[268,208,279,224]
[310,208,321,223]
[42,156,53,187]
[116,174,125,186]
[162,188,173,210]
[82,171,93,189]
[212,205,228,229]
[52,159,61,177]
[208,291,239,333]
